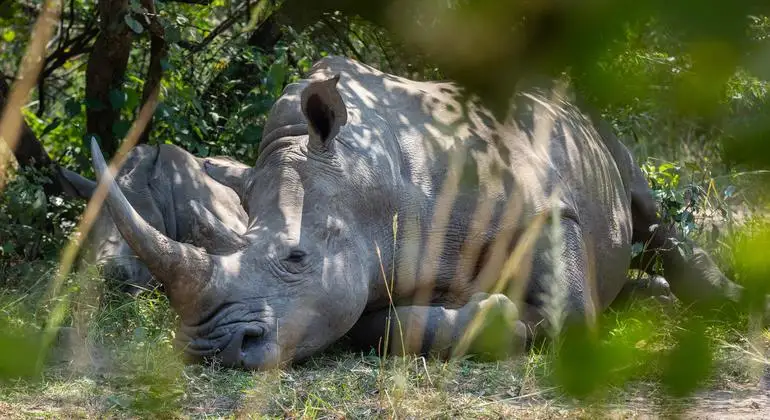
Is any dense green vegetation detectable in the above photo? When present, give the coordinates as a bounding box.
[1,0,769,417]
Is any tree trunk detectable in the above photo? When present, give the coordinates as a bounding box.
[138,0,167,144]
[85,0,134,157]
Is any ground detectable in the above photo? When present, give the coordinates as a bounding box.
[0,294,767,419]
[0,349,768,419]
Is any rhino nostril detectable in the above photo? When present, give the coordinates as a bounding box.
[239,328,265,356]
[104,264,130,282]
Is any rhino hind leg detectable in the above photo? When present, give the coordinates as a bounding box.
[611,275,675,309]
[628,165,745,308]
[347,216,602,360]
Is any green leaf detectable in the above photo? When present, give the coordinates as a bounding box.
[129,0,142,13]
[267,61,287,97]
[40,118,61,137]
[112,120,131,139]
[662,320,713,397]
[108,89,127,110]
[164,25,181,44]
[124,14,144,34]
[0,241,15,255]
[125,90,140,110]
[0,318,43,379]
[64,99,81,117]
[2,30,15,42]
[553,325,611,399]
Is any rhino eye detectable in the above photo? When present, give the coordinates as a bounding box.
[285,250,306,264]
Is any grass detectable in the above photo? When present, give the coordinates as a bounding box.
[0,263,767,418]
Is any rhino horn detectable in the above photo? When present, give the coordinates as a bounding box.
[60,167,97,199]
[90,138,213,311]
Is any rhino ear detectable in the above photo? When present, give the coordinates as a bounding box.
[301,74,347,148]
[187,200,248,254]
[204,159,251,198]
[60,168,97,199]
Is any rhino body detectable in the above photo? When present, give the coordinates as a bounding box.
[92,56,748,369]
[64,143,249,291]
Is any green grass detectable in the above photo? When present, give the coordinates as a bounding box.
[0,264,767,418]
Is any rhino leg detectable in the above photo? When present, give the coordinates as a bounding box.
[522,216,597,334]
[611,275,675,309]
[349,217,599,360]
[628,165,745,308]
[347,293,529,359]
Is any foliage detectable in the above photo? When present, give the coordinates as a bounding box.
[0,165,83,268]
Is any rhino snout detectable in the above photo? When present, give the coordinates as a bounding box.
[216,325,282,370]
[100,259,154,294]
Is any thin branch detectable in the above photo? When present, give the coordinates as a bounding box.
[177,2,250,53]
[0,78,81,197]
[168,0,212,4]
[138,0,167,143]
[320,15,364,62]
[42,27,98,78]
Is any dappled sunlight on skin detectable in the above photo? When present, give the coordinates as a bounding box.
[226,56,632,361]
[75,55,761,374]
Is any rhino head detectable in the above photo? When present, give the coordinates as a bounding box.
[67,145,249,294]
[63,146,167,292]
[92,74,398,369]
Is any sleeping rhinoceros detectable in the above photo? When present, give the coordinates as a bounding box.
[90,56,758,369]
[64,143,249,292]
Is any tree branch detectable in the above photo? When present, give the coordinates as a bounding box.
[42,26,98,79]
[0,78,82,197]
[177,1,249,53]
[85,0,134,157]
[320,14,364,62]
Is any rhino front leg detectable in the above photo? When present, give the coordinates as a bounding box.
[347,293,530,359]
[611,275,675,309]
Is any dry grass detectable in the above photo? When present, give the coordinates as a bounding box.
[0,275,767,419]
[0,339,766,419]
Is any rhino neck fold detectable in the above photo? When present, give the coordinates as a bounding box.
[258,124,309,157]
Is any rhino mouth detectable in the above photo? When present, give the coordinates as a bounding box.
[178,325,281,370]
[175,303,281,369]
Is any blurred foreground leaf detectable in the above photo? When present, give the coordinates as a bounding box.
[732,223,770,314]
[0,317,44,379]
[552,325,611,399]
[661,318,713,397]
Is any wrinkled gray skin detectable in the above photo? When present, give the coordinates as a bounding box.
[92,56,762,370]
[64,143,249,292]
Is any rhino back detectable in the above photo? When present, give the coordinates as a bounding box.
[260,56,634,307]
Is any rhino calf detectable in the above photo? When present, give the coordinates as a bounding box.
[91,56,763,369]
[64,143,249,292]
